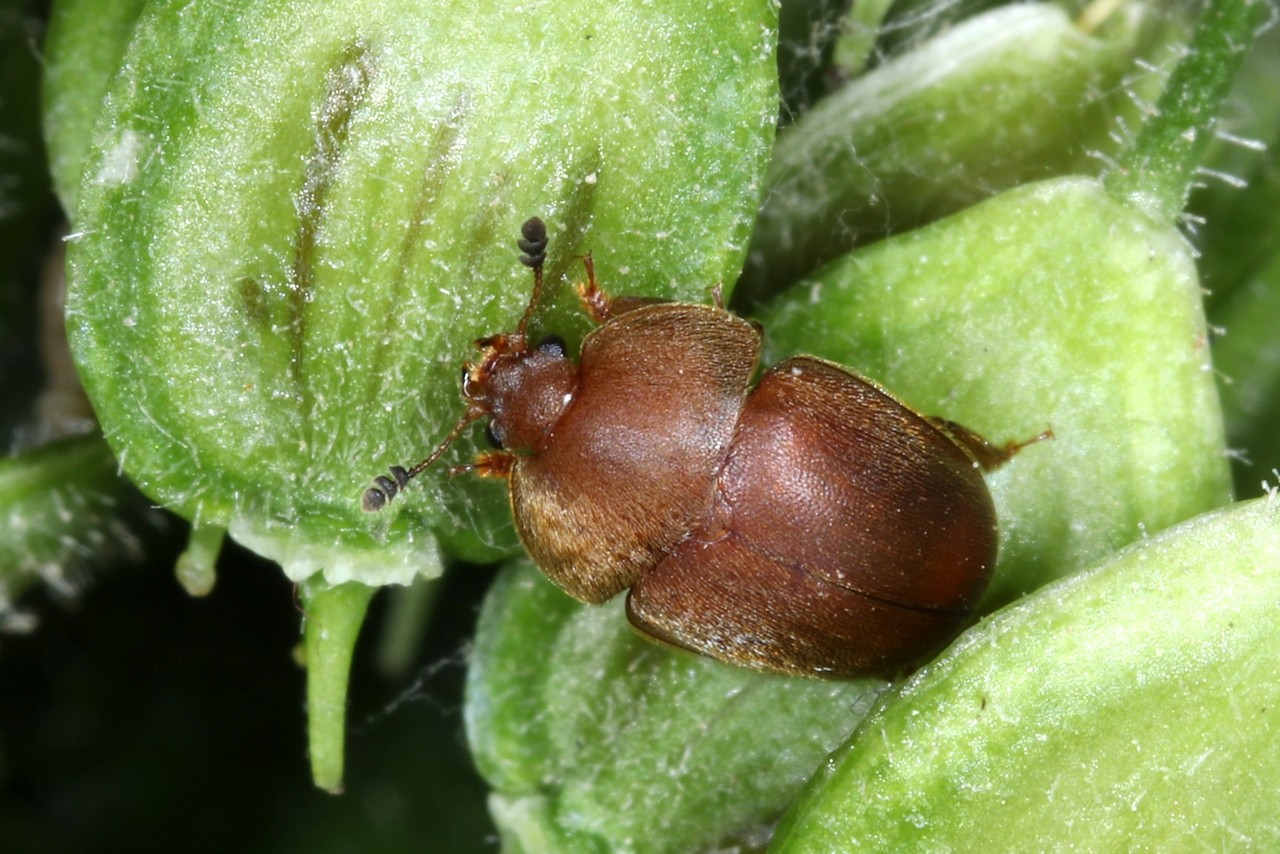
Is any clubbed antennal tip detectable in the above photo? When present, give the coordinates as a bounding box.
[362,465,410,512]
[518,217,548,268]
[362,410,484,512]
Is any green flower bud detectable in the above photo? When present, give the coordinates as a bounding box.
[738,1,1185,301]
[42,0,148,215]
[773,495,1280,850]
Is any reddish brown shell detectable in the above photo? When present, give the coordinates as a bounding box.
[624,356,997,677]
[509,303,761,603]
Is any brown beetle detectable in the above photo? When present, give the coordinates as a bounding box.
[364,217,1042,678]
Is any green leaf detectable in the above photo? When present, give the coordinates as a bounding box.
[772,495,1280,850]
[756,175,1232,603]
[63,0,780,586]
[465,560,884,854]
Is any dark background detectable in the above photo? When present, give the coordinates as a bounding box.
[0,537,497,853]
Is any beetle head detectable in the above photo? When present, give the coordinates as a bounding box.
[362,217,572,512]
[461,329,577,455]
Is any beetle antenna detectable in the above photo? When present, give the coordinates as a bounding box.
[362,410,483,512]
[515,216,548,338]
[364,217,548,513]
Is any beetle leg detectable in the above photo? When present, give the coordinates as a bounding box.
[575,253,614,323]
[576,253,667,324]
[450,451,515,479]
[927,417,1054,471]
[710,283,725,310]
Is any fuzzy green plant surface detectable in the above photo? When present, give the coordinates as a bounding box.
[7,0,1278,847]
[772,494,1280,850]
[465,0,1278,851]
[51,0,779,791]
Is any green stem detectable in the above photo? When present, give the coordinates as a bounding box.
[1105,0,1269,225]
[301,577,376,793]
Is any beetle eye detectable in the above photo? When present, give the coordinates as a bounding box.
[484,421,504,450]
[535,334,567,358]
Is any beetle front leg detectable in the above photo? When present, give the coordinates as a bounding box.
[575,253,613,324]
[450,451,515,480]
[575,253,666,324]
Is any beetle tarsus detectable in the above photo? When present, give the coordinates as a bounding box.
[576,254,668,322]
[466,451,515,479]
